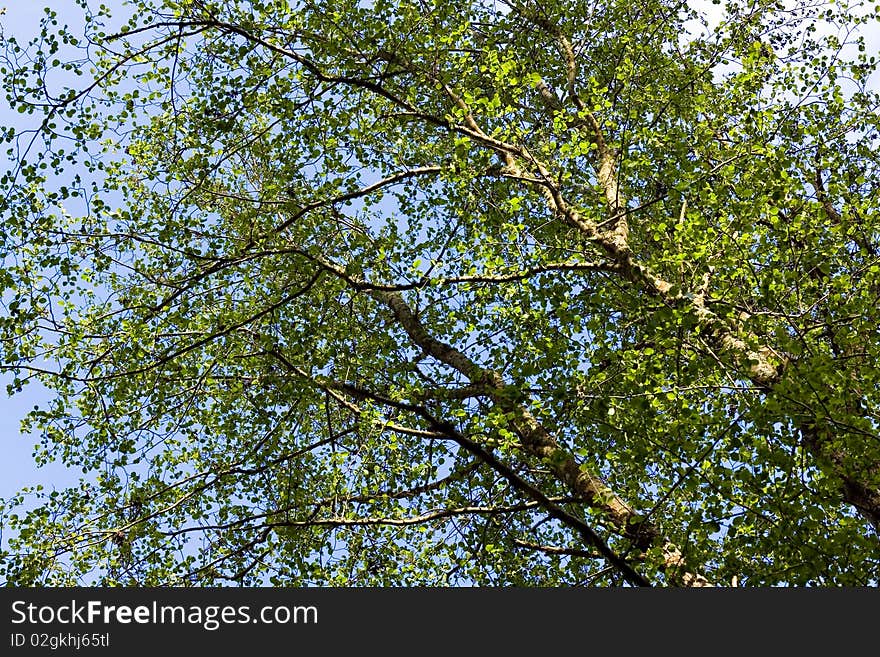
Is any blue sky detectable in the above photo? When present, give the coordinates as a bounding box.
[1,1,88,506]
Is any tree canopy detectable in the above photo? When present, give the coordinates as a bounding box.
[1,0,879,586]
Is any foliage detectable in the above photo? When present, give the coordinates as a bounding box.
[1,0,879,586]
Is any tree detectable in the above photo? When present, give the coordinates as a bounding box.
[0,0,878,586]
